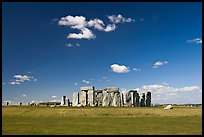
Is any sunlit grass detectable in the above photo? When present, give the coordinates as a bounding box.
[2,106,202,135]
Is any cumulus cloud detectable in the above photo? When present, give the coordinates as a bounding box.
[87,19,105,30]
[177,86,200,92]
[74,83,78,86]
[137,84,200,94]
[9,74,36,85]
[108,14,135,24]
[87,18,116,32]
[58,14,134,40]
[68,28,95,39]
[135,84,201,104]
[104,24,116,32]
[111,64,130,73]
[187,38,202,44]
[52,96,57,98]
[152,61,168,68]
[10,81,21,85]
[82,80,90,84]
[58,15,87,30]
[14,75,32,81]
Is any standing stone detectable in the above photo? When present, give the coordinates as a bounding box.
[104,87,119,106]
[110,92,115,106]
[126,92,132,107]
[97,92,103,106]
[65,97,69,106]
[113,92,121,107]
[61,96,66,106]
[102,91,111,106]
[6,102,9,106]
[139,93,145,107]
[130,91,135,107]
[72,92,79,107]
[120,93,124,106]
[20,102,22,106]
[87,89,95,106]
[80,91,88,106]
[129,90,140,107]
[135,92,140,107]
[145,91,151,107]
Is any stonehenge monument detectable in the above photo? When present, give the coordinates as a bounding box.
[72,86,151,107]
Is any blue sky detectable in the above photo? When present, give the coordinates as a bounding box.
[2,2,202,105]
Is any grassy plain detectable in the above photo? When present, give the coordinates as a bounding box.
[2,106,202,135]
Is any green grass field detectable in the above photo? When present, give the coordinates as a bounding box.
[2,106,202,135]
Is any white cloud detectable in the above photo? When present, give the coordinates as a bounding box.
[137,84,200,94]
[135,84,202,104]
[65,43,80,47]
[2,82,6,85]
[187,38,202,44]
[65,43,73,47]
[74,83,78,86]
[52,96,57,98]
[108,14,135,24]
[68,28,95,39]
[82,80,90,84]
[58,15,87,30]
[133,68,141,71]
[87,19,116,32]
[4,100,11,103]
[14,75,32,81]
[58,14,134,40]
[10,81,21,85]
[177,86,200,92]
[87,19,105,31]
[152,61,168,68]
[22,94,26,97]
[111,64,130,73]
[104,24,116,32]
[9,74,36,85]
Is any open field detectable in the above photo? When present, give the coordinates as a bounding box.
[2,106,202,135]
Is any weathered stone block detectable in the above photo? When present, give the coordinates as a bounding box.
[97,92,103,106]
[113,92,121,107]
[104,87,119,93]
[139,93,145,107]
[80,91,87,106]
[81,86,94,91]
[72,92,79,106]
[102,91,111,106]
[126,92,132,107]
[145,91,151,107]
[120,93,124,106]
[87,90,95,106]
